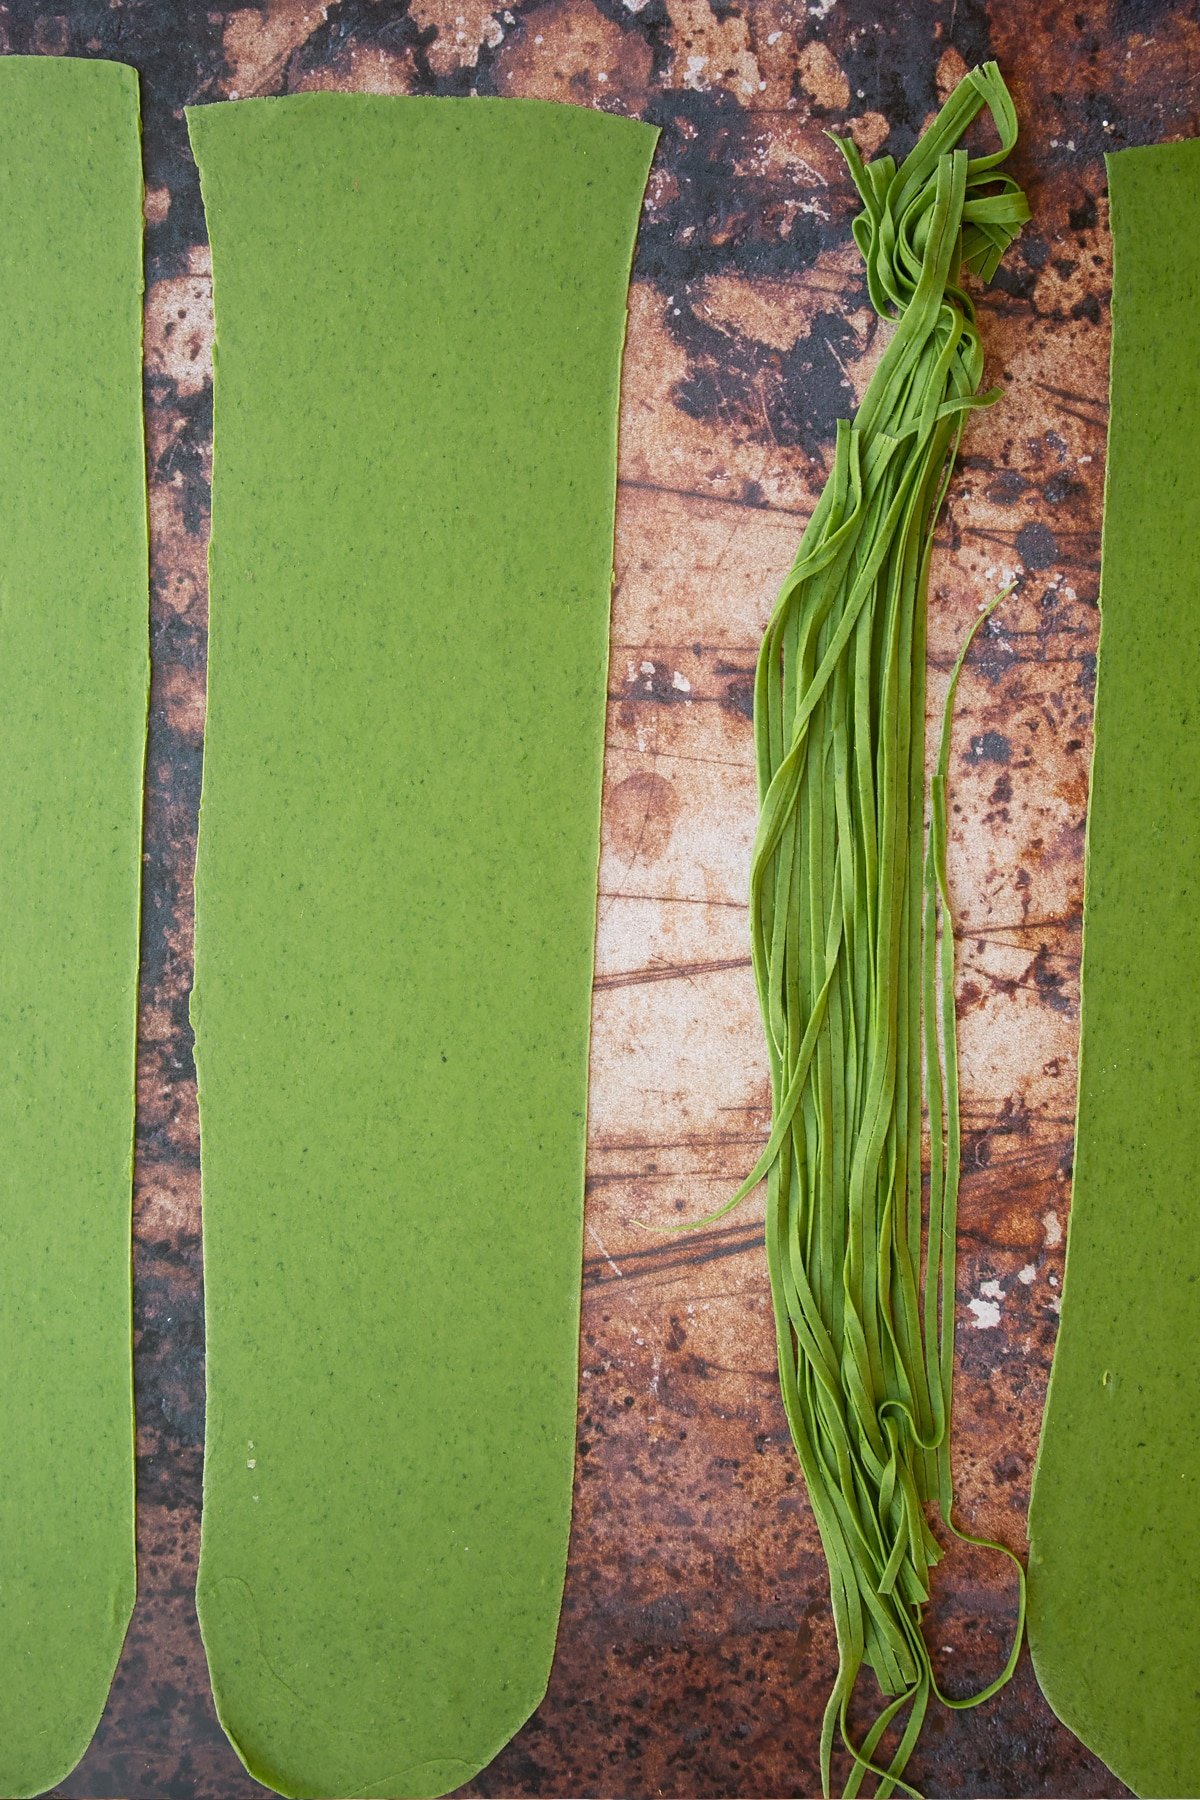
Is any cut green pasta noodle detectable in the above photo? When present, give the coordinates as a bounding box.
[699,64,1030,1797]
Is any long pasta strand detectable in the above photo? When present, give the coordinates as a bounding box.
[696,62,1031,1797]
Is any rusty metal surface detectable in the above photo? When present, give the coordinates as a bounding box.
[14,0,1193,1793]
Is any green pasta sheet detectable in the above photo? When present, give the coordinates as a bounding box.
[1028,138,1200,1800]
[0,56,147,1800]
[186,95,655,1800]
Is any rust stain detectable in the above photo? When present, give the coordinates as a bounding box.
[493,0,654,108]
[26,0,1198,1794]
[604,768,682,867]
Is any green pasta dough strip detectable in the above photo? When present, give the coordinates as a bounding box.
[0,57,146,1800]
[186,95,655,1800]
[1028,138,1200,1800]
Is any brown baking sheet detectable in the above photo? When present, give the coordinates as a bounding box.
[21,0,1197,1794]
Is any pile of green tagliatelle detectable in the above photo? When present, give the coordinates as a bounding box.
[703,62,1031,1799]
